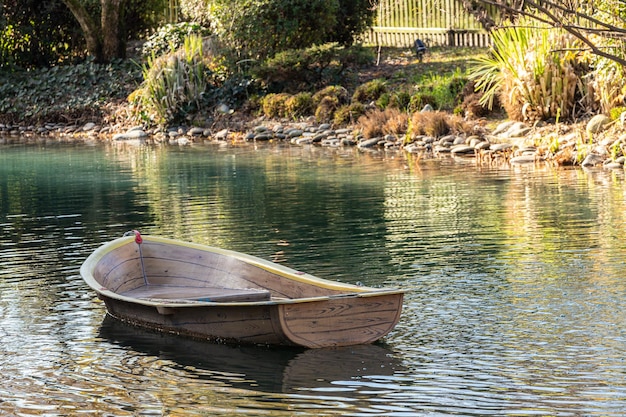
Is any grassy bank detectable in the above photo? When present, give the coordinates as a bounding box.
[0,46,488,129]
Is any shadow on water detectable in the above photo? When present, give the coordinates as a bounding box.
[98,315,405,394]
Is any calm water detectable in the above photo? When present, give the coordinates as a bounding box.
[1,138,626,416]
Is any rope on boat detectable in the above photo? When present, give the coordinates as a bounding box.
[125,230,148,285]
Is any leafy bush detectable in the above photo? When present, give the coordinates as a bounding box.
[285,93,314,118]
[352,79,387,103]
[407,93,433,113]
[333,102,365,126]
[181,0,375,57]
[142,22,211,58]
[312,85,351,106]
[0,57,141,123]
[207,0,337,59]
[179,0,212,25]
[315,96,341,123]
[388,91,412,110]
[261,93,290,118]
[253,43,374,93]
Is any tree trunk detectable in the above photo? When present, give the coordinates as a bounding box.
[101,0,126,61]
[60,0,103,60]
[61,0,127,62]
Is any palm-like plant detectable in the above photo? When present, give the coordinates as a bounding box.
[471,18,582,122]
[130,35,211,125]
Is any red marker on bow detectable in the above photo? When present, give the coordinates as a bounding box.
[131,230,143,245]
[124,230,148,285]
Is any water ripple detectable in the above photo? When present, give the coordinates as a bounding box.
[2,143,626,415]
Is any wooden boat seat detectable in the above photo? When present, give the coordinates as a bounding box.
[121,285,271,303]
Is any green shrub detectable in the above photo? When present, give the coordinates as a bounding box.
[312,85,350,106]
[352,79,386,103]
[207,0,338,59]
[408,93,437,113]
[315,96,341,122]
[388,91,412,110]
[610,106,626,121]
[261,93,290,118]
[181,0,375,57]
[376,93,390,109]
[253,43,374,93]
[333,102,365,125]
[331,0,377,46]
[285,93,314,119]
[142,22,211,58]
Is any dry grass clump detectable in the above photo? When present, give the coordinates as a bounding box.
[409,111,450,137]
[553,146,577,166]
[445,113,473,135]
[357,108,408,138]
[357,109,386,138]
[356,107,473,140]
[383,108,409,135]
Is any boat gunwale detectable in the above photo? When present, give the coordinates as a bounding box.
[80,235,404,308]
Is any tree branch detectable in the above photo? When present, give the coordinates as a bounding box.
[472,0,626,67]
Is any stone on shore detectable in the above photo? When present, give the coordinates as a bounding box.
[451,145,475,155]
[581,152,604,167]
[586,114,612,134]
[214,129,229,140]
[113,128,148,141]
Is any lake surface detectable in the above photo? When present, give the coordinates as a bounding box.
[1,138,626,416]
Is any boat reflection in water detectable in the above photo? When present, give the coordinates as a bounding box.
[98,315,405,393]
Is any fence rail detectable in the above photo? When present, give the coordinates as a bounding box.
[362,0,494,48]
[363,27,492,48]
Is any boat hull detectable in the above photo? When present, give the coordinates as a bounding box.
[100,291,404,348]
[82,235,404,348]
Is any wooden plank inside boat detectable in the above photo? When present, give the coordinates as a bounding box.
[121,285,272,302]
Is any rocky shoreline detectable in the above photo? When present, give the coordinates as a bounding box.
[2,113,625,170]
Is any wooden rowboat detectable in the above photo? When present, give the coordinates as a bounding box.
[81,231,404,348]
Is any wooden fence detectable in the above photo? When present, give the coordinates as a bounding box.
[362,0,494,48]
